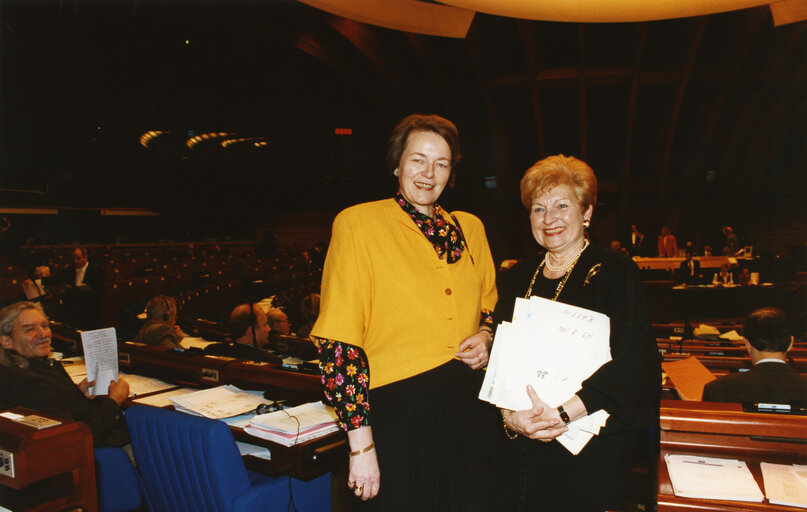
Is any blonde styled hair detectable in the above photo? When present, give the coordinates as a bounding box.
[520,154,597,213]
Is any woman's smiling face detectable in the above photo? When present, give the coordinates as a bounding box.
[396,130,452,217]
[529,185,592,255]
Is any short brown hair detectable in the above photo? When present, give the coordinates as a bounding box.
[386,114,461,173]
[520,154,597,212]
[745,307,791,352]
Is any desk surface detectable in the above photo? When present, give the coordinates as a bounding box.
[658,400,807,511]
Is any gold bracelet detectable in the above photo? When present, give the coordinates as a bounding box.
[479,327,493,344]
[502,410,518,440]
[349,442,375,458]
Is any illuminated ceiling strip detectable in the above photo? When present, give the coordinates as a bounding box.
[296,0,475,38]
[435,0,773,23]
[100,209,160,216]
[0,208,59,215]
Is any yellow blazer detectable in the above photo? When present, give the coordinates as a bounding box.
[311,198,497,388]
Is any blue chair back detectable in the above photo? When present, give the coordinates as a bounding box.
[125,405,251,512]
[94,446,142,512]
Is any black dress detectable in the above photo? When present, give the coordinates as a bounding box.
[494,244,660,512]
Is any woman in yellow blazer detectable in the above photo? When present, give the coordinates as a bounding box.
[311,114,498,511]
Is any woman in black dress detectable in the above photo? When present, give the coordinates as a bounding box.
[495,155,660,511]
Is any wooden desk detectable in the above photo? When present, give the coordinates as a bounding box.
[658,400,807,511]
[231,426,346,481]
[223,361,322,403]
[0,408,96,512]
[118,342,232,388]
[662,354,807,373]
[635,256,734,271]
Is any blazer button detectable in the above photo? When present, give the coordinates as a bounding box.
[445,288,452,295]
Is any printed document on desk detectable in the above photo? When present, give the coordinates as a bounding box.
[171,385,271,419]
[761,463,807,508]
[664,454,764,502]
[246,402,339,446]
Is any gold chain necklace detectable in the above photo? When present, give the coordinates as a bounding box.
[526,240,589,301]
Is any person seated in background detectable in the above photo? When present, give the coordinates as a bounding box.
[204,304,277,362]
[676,250,703,285]
[712,263,734,286]
[0,302,130,447]
[702,244,713,257]
[737,267,753,286]
[266,307,292,337]
[133,295,185,349]
[21,265,51,301]
[296,293,320,339]
[702,307,807,404]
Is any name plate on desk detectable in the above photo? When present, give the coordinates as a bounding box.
[15,415,61,430]
[201,368,220,383]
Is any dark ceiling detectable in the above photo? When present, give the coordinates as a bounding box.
[1,0,805,254]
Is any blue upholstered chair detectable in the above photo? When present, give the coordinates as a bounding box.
[94,446,142,512]
[124,404,331,512]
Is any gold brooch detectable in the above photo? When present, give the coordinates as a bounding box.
[583,263,602,287]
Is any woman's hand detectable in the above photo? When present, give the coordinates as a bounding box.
[457,330,491,370]
[503,385,569,441]
[347,426,381,500]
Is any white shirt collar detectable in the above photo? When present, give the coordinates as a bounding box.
[755,358,787,365]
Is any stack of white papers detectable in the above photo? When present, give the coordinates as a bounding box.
[118,372,176,396]
[132,387,198,407]
[245,402,339,446]
[171,385,270,419]
[761,463,807,508]
[479,296,611,454]
[664,454,764,502]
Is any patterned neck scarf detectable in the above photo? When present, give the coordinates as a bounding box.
[395,193,466,264]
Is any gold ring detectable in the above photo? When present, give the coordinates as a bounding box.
[356,486,364,493]
[348,480,356,488]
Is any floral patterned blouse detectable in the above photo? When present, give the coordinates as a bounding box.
[317,194,494,431]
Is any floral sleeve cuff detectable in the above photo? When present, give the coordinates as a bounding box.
[480,309,494,329]
[317,338,371,431]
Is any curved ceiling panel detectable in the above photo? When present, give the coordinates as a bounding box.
[440,0,772,23]
[296,0,475,38]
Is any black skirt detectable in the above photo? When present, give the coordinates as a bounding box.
[354,358,500,512]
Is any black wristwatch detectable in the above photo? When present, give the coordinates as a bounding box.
[557,405,571,425]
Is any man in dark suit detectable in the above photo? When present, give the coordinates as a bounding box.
[58,247,105,329]
[626,224,648,256]
[676,250,703,285]
[702,307,807,404]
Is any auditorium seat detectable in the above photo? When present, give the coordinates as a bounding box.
[125,405,331,512]
[94,446,142,512]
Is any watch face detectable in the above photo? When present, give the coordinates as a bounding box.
[558,406,571,424]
